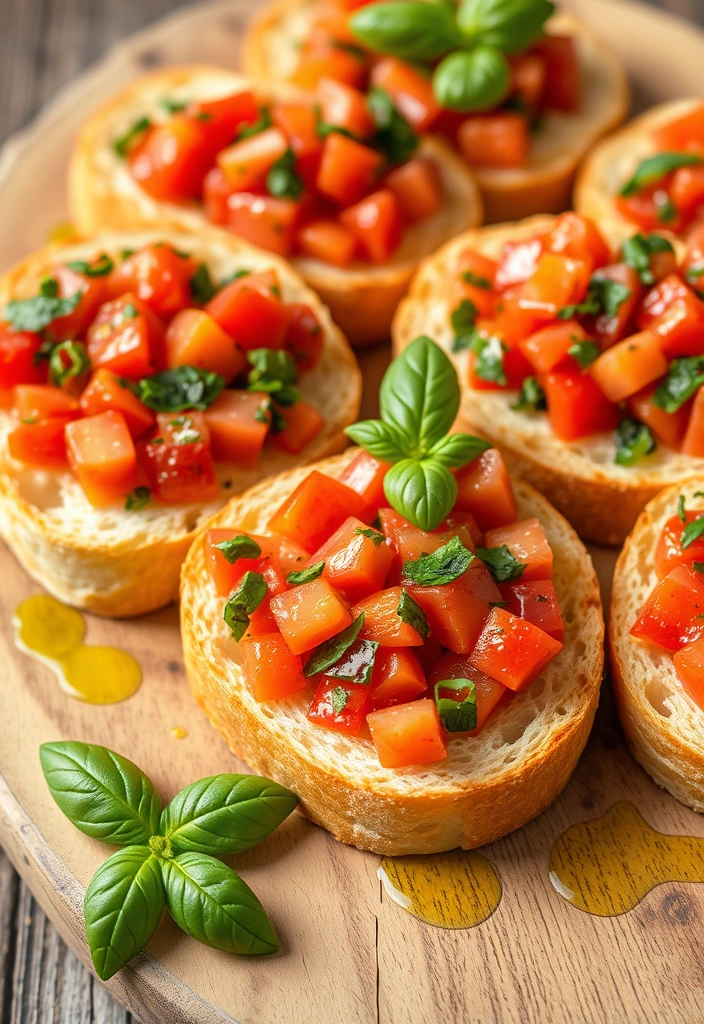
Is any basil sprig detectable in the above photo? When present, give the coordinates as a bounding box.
[434,679,477,732]
[345,336,490,530]
[4,276,82,333]
[304,614,365,677]
[619,152,703,197]
[40,742,296,978]
[654,357,704,413]
[620,233,674,286]
[137,365,225,412]
[224,571,268,641]
[403,535,474,586]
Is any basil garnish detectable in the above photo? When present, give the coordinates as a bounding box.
[654,358,704,414]
[462,270,492,289]
[476,544,526,582]
[620,233,674,286]
[4,277,82,333]
[304,614,365,677]
[215,535,262,563]
[450,298,478,352]
[66,254,114,277]
[558,277,631,321]
[137,366,225,412]
[613,418,656,466]
[619,152,703,197]
[223,572,268,641]
[323,638,379,686]
[471,334,508,385]
[114,116,151,158]
[247,348,300,407]
[403,535,474,586]
[286,561,325,585]
[125,486,151,511]
[237,109,273,140]
[266,148,304,201]
[434,679,477,732]
[511,376,545,411]
[367,87,418,164]
[434,46,510,112]
[190,263,217,304]
[397,588,429,639]
[49,340,90,387]
[355,527,385,546]
[351,1,461,62]
[567,339,600,368]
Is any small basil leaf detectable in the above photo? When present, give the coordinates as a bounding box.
[216,535,262,564]
[433,47,510,114]
[160,774,298,855]
[511,375,545,411]
[304,614,365,678]
[355,527,385,546]
[461,270,492,290]
[450,299,478,352]
[266,148,304,201]
[137,366,225,412]
[84,847,164,981]
[567,339,600,368]
[247,348,297,385]
[66,254,114,277]
[427,432,491,469]
[682,515,704,549]
[653,358,704,413]
[114,116,151,158]
[470,334,507,385]
[350,1,461,62]
[223,572,268,642]
[403,535,474,586]
[613,418,656,466]
[162,852,278,955]
[286,561,325,585]
[457,0,555,54]
[384,457,457,532]
[367,87,419,164]
[619,152,703,197]
[49,341,90,387]
[621,233,674,286]
[433,679,477,732]
[558,277,631,320]
[397,588,429,639]
[39,741,161,845]
[190,263,217,304]
[125,486,151,511]
[345,420,409,462]
[380,335,460,454]
[237,109,273,140]
[476,544,526,582]
[323,638,379,685]
[4,288,82,333]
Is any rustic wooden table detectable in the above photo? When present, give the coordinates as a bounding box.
[1,0,703,1020]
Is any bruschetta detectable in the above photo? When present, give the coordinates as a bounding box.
[576,99,704,243]
[393,212,704,546]
[180,336,603,855]
[0,229,360,617]
[69,66,482,347]
[611,480,704,810]
[243,0,629,222]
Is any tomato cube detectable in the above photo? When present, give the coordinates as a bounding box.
[407,558,501,654]
[542,369,620,441]
[520,252,591,320]
[8,418,70,469]
[495,237,543,291]
[297,220,358,268]
[87,294,165,379]
[455,449,517,530]
[682,386,704,457]
[628,383,690,450]
[217,127,289,191]
[241,633,307,702]
[458,113,529,168]
[470,607,563,691]
[14,385,78,422]
[270,577,352,655]
[50,264,111,341]
[509,52,546,109]
[674,638,704,710]
[653,103,704,154]
[339,452,391,520]
[205,272,290,351]
[79,369,154,439]
[203,390,270,467]
[352,586,425,647]
[429,652,508,733]
[455,249,498,319]
[227,193,300,257]
[649,291,704,358]
[0,324,47,391]
[583,263,643,348]
[631,564,704,652]
[542,212,611,270]
[188,91,260,155]
[369,648,426,712]
[519,320,586,374]
[271,399,324,455]
[367,699,447,768]
[655,511,704,578]
[339,190,404,264]
[316,134,384,207]
[308,515,394,602]
[65,411,138,506]
[498,579,564,639]
[308,676,370,735]
[141,436,218,504]
[129,116,208,201]
[385,157,442,224]
[589,330,668,403]
[536,35,580,112]
[272,102,323,159]
[111,245,194,318]
[165,309,245,383]
[269,470,366,551]
[483,517,553,581]
[282,304,324,371]
[317,78,375,138]
[205,529,282,597]
[370,58,440,130]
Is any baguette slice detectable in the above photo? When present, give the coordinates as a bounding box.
[0,229,361,617]
[611,479,704,810]
[575,99,703,243]
[243,3,629,223]
[181,448,604,856]
[393,215,703,546]
[69,65,483,348]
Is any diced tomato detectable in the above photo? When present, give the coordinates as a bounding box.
[519,253,591,320]
[584,263,643,348]
[639,274,691,326]
[271,399,324,454]
[13,385,78,422]
[65,411,138,506]
[205,529,282,597]
[648,290,704,357]
[484,517,553,581]
[297,219,358,268]
[589,330,668,403]
[165,309,245,383]
[429,652,508,733]
[684,222,704,277]
[50,264,111,340]
[385,157,442,223]
[458,113,529,168]
[0,324,46,392]
[682,386,704,457]
[353,586,425,647]
[86,294,165,379]
[155,411,210,447]
[455,249,498,318]
[542,213,611,270]
[455,449,517,530]
[270,576,352,655]
[519,320,585,374]
[631,564,704,651]
[291,48,367,91]
[282,303,324,370]
[316,134,384,207]
[308,676,370,735]
[203,390,270,466]
[379,508,443,583]
[674,638,704,710]
[339,451,390,520]
[202,166,232,226]
[509,52,546,109]
[470,606,563,691]
[317,78,375,138]
[655,511,704,578]
[407,559,500,654]
[217,127,289,191]
[188,91,260,154]
[339,190,403,264]
[627,383,690,450]
[129,116,208,201]
[466,323,533,390]
[616,184,685,235]
[652,103,704,155]
[369,648,426,712]
[370,58,440,131]
[8,418,70,469]
[536,35,581,112]
[205,272,290,351]
[498,579,564,639]
[110,245,195,317]
[542,369,619,441]
[367,699,447,768]
[308,515,394,602]
[78,370,151,439]
[435,510,483,549]
[272,102,322,161]
[241,633,306,702]
[141,435,218,504]
[495,237,543,292]
[269,470,366,551]
[227,193,300,258]
[242,559,290,640]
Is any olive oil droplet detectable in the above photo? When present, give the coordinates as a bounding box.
[14,594,141,705]
[171,726,188,739]
[549,801,704,916]
[378,850,502,929]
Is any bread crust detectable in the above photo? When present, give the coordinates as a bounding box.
[242,3,630,223]
[181,448,604,856]
[0,229,361,617]
[68,65,483,348]
[575,99,703,242]
[610,479,704,810]
[392,216,704,546]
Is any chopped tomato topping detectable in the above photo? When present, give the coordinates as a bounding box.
[269,470,366,552]
[111,245,194,317]
[385,157,442,223]
[631,564,704,652]
[369,648,426,711]
[165,309,245,383]
[282,304,324,371]
[674,638,704,710]
[406,559,501,653]
[86,294,165,379]
[535,35,580,112]
[429,652,507,732]
[367,699,447,768]
[14,385,79,422]
[339,190,404,264]
[308,515,394,602]
[454,450,517,530]
[353,586,425,647]
[458,113,529,168]
[483,517,553,581]
[339,452,391,520]
[270,577,352,655]
[655,512,704,579]
[227,193,300,257]
[242,634,307,702]
[8,418,70,469]
[141,434,218,504]
[308,677,370,735]
[589,330,668,403]
[205,272,290,351]
[470,607,563,691]
[203,391,270,467]
[217,127,289,191]
[65,411,139,507]
[316,134,384,207]
[682,387,704,457]
[79,370,155,440]
[205,528,282,597]
[542,369,619,441]
[129,116,208,201]
[271,399,324,454]
[628,383,690,450]
[370,58,440,130]
[498,579,564,639]
[0,325,47,393]
[297,220,358,268]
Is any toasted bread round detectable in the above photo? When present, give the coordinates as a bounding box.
[611,479,704,810]
[0,229,361,617]
[393,215,704,546]
[243,4,629,223]
[181,448,604,856]
[575,99,703,242]
[69,65,483,348]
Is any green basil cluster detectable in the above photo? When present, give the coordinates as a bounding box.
[346,336,490,530]
[350,0,555,113]
[40,741,298,980]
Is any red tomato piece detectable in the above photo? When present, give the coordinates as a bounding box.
[203,166,232,226]
[407,559,501,654]
[652,103,704,155]
[674,638,704,710]
[316,134,384,207]
[111,245,195,317]
[317,78,375,138]
[272,102,323,159]
[339,451,390,521]
[308,515,394,602]
[291,47,367,92]
[14,385,78,422]
[682,386,704,457]
[367,699,447,768]
[429,652,508,733]
[205,529,282,597]
[484,517,553,581]
[141,435,218,504]
[589,330,668,403]
[519,252,591,320]
[542,212,611,270]
[370,58,440,130]
[470,607,563,691]
[217,127,289,190]
[455,249,499,318]
[509,52,546,109]
[631,564,704,651]
[435,510,483,549]
[155,411,210,448]
[536,35,581,112]
[65,411,139,506]
[129,116,208,201]
[498,579,564,639]
[0,324,46,392]
[308,676,370,735]
[87,294,165,379]
[542,369,620,441]
[282,303,324,371]
[203,390,270,466]
[297,220,358,268]
[227,193,300,257]
[269,470,366,551]
[457,113,529,168]
[188,91,260,155]
[495,237,543,292]
[648,290,704,358]
[638,273,691,326]
[50,264,111,341]
[271,399,324,454]
[385,157,443,224]
[369,648,426,712]
[79,370,154,440]
[519,320,586,374]
[628,383,690,450]
[339,190,403,264]
[270,576,352,655]
[584,263,643,348]
[241,633,306,702]
[655,511,704,578]
[165,309,245,383]
[205,272,290,351]
[454,449,517,530]
[352,586,425,647]
[8,418,70,469]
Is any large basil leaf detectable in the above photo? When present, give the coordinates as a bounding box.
[428,432,490,469]
[457,0,555,52]
[162,852,279,955]
[433,46,510,112]
[84,847,164,980]
[350,1,461,61]
[345,420,409,462]
[40,742,161,845]
[160,775,298,855]
[384,457,458,531]
[380,336,460,455]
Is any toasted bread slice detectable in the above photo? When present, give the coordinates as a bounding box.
[180,448,604,856]
[68,66,483,348]
[611,479,704,810]
[393,215,704,546]
[575,99,702,242]
[0,229,361,617]
[243,4,629,223]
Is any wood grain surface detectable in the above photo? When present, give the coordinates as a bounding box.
[1,1,704,1022]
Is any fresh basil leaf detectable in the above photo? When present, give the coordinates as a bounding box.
[39,741,161,845]
[476,543,525,582]
[355,527,385,546]
[471,333,507,385]
[286,561,325,585]
[397,588,429,639]
[654,358,704,413]
[125,486,151,511]
[304,614,365,677]
[382,336,461,453]
[215,535,262,563]
[4,288,82,333]
[613,418,656,466]
[84,847,164,980]
[331,686,350,713]
[160,774,298,855]
[384,457,457,532]
[114,116,151,158]
[403,535,474,586]
[49,341,90,387]
[434,679,477,732]
[451,326,480,354]
[619,152,703,197]
[678,494,687,522]
[367,87,418,164]
[457,0,555,53]
[162,852,278,955]
[433,46,510,113]
[350,1,461,61]
[694,561,704,573]
[160,97,188,115]
[621,233,675,286]
[427,432,491,469]
[237,109,273,140]
[66,254,114,277]
[137,366,225,412]
[567,339,600,368]
[247,348,297,385]
[266,148,304,201]
[682,515,704,549]
[451,298,478,334]
[559,277,631,320]
[190,263,216,304]
[686,264,704,290]
[511,376,545,411]
[345,420,409,462]
[323,638,379,685]
[462,270,492,290]
[223,572,268,642]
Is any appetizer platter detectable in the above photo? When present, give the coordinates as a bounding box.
[2,1,704,1023]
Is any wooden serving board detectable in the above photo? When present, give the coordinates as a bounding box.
[3,2,704,1021]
